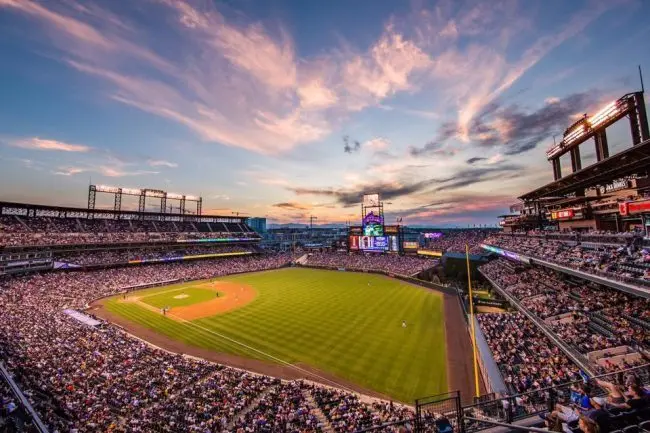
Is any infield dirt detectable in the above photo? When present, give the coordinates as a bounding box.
[119,281,256,321]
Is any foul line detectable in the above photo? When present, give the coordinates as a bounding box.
[167,312,358,394]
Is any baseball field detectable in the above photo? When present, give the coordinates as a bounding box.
[97,267,448,402]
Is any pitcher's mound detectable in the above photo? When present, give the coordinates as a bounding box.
[171,282,256,321]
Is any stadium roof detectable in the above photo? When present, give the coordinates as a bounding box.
[519,138,650,201]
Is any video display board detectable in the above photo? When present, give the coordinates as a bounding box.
[363,210,384,236]
[403,241,418,250]
[384,225,399,234]
[349,235,397,251]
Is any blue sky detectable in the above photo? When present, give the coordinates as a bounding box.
[1,0,649,226]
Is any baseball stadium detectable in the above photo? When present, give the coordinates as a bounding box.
[2,2,650,433]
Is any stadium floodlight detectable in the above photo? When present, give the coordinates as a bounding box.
[121,187,142,195]
[546,143,564,159]
[563,124,587,145]
[185,195,199,201]
[587,100,622,128]
[145,189,165,198]
[95,185,121,194]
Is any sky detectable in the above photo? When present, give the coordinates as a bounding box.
[1,0,649,227]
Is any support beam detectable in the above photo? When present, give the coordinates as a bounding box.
[160,194,167,214]
[570,146,581,172]
[138,193,146,214]
[633,92,649,143]
[114,190,122,213]
[594,131,609,161]
[552,158,562,180]
[87,185,96,210]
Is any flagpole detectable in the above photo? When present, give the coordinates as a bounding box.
[466,243,481,398]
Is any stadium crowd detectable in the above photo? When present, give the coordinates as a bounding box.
[0,215,259,246]
[55,245,254,266]
[303,252,436,276]
[0,255,419,432]
[483,233,650,285]
[311,386,414,432]
[477,312,581,393]
[479,260,649,373]
[420,230,492,254]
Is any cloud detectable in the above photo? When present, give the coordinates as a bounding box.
[431,164,522,192]
[467,154,503,165]
[53,164,158,177]
[412,91,599,156]
[99,166,158,177]
[363,137,390,151]
[211,194,230,201]
[469,91,599,155]
[53,166,89,176]
[272,202,311,210]
[342,25,432,110]
[297,80,338,110]
[343,136,361,154]
[147,159,178,168]
[288,160,522,207]
[395,194,513,222]
[289,179,438,207]
[409,121,458,156]
[9,137,91,152]
[0,0,438,156]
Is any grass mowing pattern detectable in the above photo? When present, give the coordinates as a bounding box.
[140,286,220,309]
[103,268,447,402]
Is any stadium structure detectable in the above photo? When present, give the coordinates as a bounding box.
[2,106,650,433]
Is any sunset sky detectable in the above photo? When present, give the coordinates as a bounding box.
[1,0,649,226]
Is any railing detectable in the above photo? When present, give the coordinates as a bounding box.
[471,315,509,396]
[461,363,650,433]
[480,242,650,298]
[0,362,49,433]
[479,269,594,375]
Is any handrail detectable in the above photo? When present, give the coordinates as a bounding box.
[479,269,595,376]
[0,362,49,433]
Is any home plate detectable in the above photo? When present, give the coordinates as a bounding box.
[174,294,189,299]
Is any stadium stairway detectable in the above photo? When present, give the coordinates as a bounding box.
[295,254,310,265]
[302,390,335,433]
[225,384,278,431]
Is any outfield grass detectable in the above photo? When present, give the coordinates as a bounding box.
[140,286,221,309]
[103,268,447,402]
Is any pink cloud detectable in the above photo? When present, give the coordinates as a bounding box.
[11,137,91,152]
[1,0,438,156]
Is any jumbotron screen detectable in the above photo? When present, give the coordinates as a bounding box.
[349,235,397,251]
[362,211,384,236]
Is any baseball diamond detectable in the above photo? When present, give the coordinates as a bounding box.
[94,267,449,403]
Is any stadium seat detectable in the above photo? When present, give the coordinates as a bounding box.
[623,425,639,433]
[637,408,650,422]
